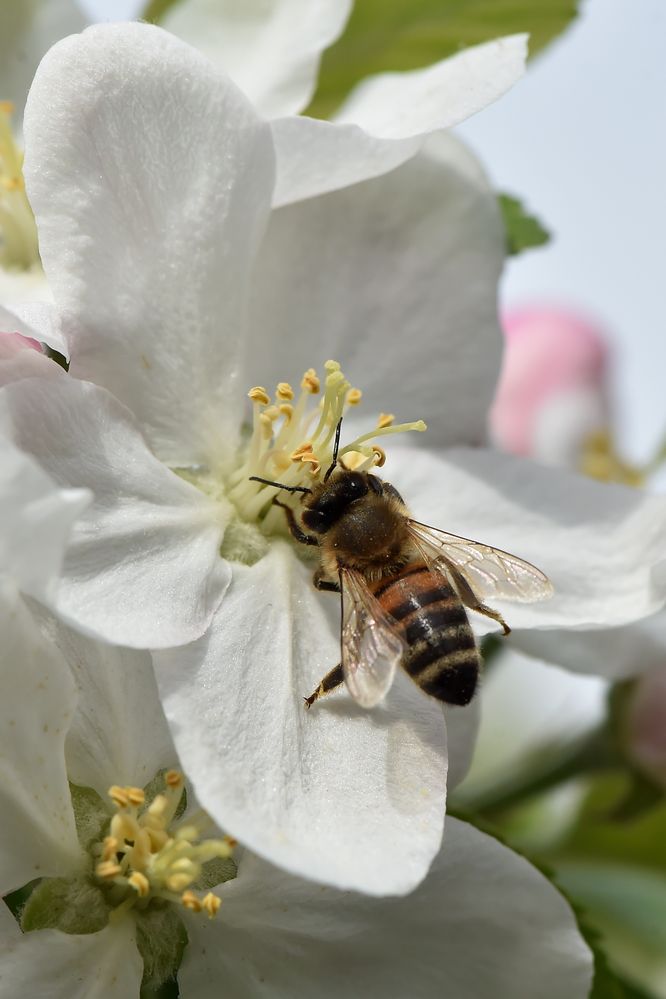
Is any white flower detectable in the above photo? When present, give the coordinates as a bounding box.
[0,616,594,998]
[5,21,666,897]
[159,0,529,206]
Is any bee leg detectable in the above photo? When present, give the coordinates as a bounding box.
[449,568,511,636]
[313,569,341,593]
[304,663,344,709]
[273,499,319,547]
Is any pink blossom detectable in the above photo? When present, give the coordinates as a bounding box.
[490,307,609,464]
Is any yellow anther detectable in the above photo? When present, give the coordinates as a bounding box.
[126,787,145,807]
[276,382,294,401]
[181,890,203,913]
[1,176,21,191]
[224,835,238,848]
[0,101,14,114]
[346,388,362,406]
[262,405,280,422]
[96,860,123,880]
[301,368,320,393]
[108,785,130,809]
[371,445,386,467]
[248,386,270,405]
[291,442,314,460]
[377,412,395,429]
[166,872,194,893]
[128,872,150,898]
[202,893,221,918]
[324,360,340,373]
[278,403,293,421]
[102,836,120,862]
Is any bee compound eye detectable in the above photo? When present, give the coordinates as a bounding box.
[366,474,383,496]
[302,508,329,533]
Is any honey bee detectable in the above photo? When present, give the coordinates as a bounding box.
[251,423,553,710]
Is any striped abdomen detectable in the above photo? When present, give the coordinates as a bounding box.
[368,561,480,705]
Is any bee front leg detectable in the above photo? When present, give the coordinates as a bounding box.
[273,499,319,547]
[304,663,344,709]
[450,567,511,636]
[313,568,341,593]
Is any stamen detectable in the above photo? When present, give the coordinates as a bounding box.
[276,382,294,401]
[92,773,235,923]
[346,388,362,405]
[378,412,395,429]
[301,368,320,393]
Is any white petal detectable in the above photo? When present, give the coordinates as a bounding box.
[0,301,68,360]
[387,445,666,637]
[153,542,448,896]
[248,134,504,448]
[0,420,89,605]
[0,584,82,894]
[46,618,177,799]
[458,649,607,805]
[23,22,275,467]
[0,305,66,385]
[162,0,352,118]
[514,610,666,681]
[0,0,86,125]
[180,818,592,999]
[1,376,230,648]
[444,698,480,790]
[0,920,142,999]
[273,34,527,205]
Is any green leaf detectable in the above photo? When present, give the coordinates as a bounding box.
[141,0,182,23]
[309,0,579,118]
[499,193,550,255]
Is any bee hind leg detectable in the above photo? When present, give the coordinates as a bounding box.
[304,663,344,709]
[450,568,511,636]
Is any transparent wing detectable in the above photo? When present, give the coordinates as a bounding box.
[340,569,406,708]
[408,520,554,604]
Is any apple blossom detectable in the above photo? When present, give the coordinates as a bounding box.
[5,22,666,897]
[0,615,594,998]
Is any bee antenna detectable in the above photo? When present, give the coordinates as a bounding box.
[249,475,312,495]
[323,417,343,482]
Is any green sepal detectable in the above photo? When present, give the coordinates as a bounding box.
[309,0,579,118]
[135,903,188,992]
[20,876,111,935]
[195,856,238,890]
[498,193,550,256]
[69,783,110,853]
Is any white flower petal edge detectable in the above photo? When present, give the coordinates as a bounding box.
[0,0,86,126]
[23,22,275,468]
[0,583,83,894]
[179,818,593,999]
[272,34,527,205]
[162,0,352,119]
[153,542,448,897]
[49,621,178,799]
[387,444,666,640]
[0,920,142,999]
[247,134,504,449]
[0,376,230,648]
[0,421,89,605]
[0,302,68,360]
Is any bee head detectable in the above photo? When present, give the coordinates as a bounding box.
[302,470,382,533]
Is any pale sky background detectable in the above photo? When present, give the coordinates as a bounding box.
[82,0,665,460]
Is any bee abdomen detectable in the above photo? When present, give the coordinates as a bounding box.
[370,563,480,706]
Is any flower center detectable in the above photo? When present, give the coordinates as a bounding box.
[0,102,39,271]
[224,359,426,539]
[94,770,234,921]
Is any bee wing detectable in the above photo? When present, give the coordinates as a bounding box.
[339,568,406,708]
[408,520,554,604]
